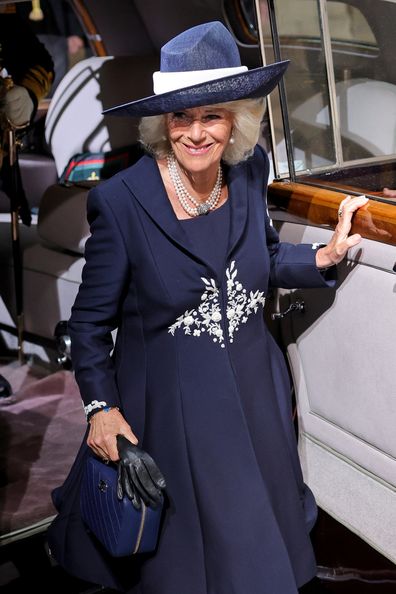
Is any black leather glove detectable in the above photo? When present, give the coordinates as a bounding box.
[116,434,166,510]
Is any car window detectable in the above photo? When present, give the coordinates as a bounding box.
[328,2,381,163]
[259,0,337,175]
[256,0,396,202]
[327,2,376,46]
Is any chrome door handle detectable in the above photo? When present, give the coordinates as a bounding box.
[271,299,305,320]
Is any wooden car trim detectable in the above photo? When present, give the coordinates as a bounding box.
[268,181,396,247]
[71,0,107,57]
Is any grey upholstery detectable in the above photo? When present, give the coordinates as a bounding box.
[38,184,90,254]
[272,221,396,563]
[19,154,58,210]
[23,244,84,338]
[0,215,38,321]
[0,155,57,214]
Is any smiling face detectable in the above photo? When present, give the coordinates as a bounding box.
[165,106,234,178]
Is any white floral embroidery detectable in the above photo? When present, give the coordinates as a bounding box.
[311,242,323,250]
[225,261,266,343]
[168,261,266,348]
[168,277,225,347]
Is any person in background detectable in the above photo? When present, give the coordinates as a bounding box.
[0,3,53,399]
[0,3,53,127]
[17,0,85,95]
[0,2,54,218]
[48,21,368,594]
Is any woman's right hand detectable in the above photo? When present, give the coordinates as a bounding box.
[87,407,138,462]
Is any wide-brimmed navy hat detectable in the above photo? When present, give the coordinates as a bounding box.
[103,21,289,118]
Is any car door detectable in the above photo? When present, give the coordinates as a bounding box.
[254,0,396,569]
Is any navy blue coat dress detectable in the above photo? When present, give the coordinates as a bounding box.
[48,145,335,594]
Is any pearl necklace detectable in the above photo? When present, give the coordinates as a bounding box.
[167,151,223,216]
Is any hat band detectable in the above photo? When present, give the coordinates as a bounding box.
[153,66,248,95]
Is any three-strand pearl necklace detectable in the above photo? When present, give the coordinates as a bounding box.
[167,151,222,217]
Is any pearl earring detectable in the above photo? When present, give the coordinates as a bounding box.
[229,135,235,145]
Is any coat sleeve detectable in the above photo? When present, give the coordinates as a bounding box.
[68,185,130,416]
[253,145,337,289]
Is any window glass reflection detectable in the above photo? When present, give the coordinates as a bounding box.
[261,0,337,175]
[328,2,385,161]
[256,0,396,202]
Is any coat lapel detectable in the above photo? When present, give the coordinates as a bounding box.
[226,161,249,260]
[122,154,249,278]
[122,154,192,251]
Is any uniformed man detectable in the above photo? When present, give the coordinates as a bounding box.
[0,1,54,127]
[17,0,85,95]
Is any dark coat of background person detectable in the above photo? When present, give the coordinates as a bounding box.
[0,9,53,222]
[17,0,85,93]
[0,10,53,112]
[48,146,335,594]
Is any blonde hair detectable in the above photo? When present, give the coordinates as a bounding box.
[138,98,266,166]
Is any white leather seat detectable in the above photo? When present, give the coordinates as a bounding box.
[45,55,158,177]
[291,78,396,164]
[1,55,158,344]
[23,183,90,338]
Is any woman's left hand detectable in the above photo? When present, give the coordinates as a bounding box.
[315,194,369,269]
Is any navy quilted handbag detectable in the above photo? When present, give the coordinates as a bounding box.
[80,455,163,557]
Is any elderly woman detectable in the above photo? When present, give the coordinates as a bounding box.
[48,21,368,594]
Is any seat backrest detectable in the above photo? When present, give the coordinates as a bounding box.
[292,78,396,158]
[45,54,159,177]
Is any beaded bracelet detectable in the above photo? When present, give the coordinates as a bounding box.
[86,405,120,423]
